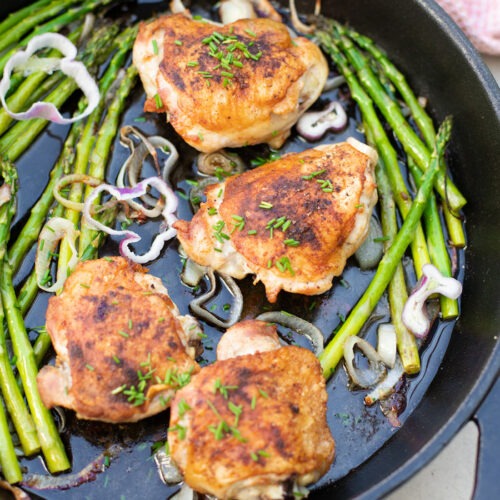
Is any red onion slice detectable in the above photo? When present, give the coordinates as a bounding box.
[0,33,99,124]
[296,101,348,141]
[402,263,463,338]
[83,177,179,264]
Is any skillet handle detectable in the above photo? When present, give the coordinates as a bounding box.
[472,376,500,499]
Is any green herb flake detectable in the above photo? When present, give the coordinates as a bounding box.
[178,398,192,418]
[302,169,326,180]
[154,93,163,109]
[152,39,159,55]
[259,201,273,209]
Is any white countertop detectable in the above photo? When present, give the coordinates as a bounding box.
[385,55,500,500]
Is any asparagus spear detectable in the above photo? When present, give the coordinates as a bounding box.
[0,22,119,161]
[58,26,138,268]
[8,111,83,274]
[0,27,83,136]
[1,258,70,473]
[0,161,40,464]
[341,25,466,247]
[319,117,452,379]
[0,395,22,484]
[333,31,466,212]
[316,30,431,278]
[78,64,139,255]
[0,0,80,53]
[0,0,114,74]
[408,157,459,319]
[371,142,420,374]
[0,0,52,38]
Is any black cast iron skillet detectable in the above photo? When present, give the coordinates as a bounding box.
[305,0,500,498]
[1,1,499,499]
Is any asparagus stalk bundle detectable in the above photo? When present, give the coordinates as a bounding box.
[315,19,464,377]
[320,118,453,378]
[0,2,140,482]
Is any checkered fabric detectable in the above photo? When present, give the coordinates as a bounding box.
[436,0,500,54]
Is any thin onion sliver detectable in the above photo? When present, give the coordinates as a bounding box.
[35,217,79,292]
[53,174,103,212]
[117,126,179,217]
[0,33,99,124]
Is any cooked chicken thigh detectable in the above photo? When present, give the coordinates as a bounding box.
[168,320,335,499]
[132,13,328,152]
[174,139,378,303]
[37,257,202,423]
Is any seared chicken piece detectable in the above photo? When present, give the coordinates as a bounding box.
[168,320,335,499]
[174,139,378,303]
[37,257,202,423]
[132,13,328,153]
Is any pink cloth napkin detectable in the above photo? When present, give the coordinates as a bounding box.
[436,0,500,54]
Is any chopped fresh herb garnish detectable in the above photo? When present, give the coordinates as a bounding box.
[154,93,163,109]
[112,356,121,364]
[168,423,187,440]
[118,330,129,338]
[231,214,245,231]
[247,229,257,235]
[228,401,243,426]
[275,256,295,275]
[251,150,281,167]
[85,364,94,371]
[111,384,126,395]
[207,207,218,216]
[213,378,239,399]
[187,60,199,67]
[284,238,300,247]
[258,388,269,399]
[302,169,326,180]
[317,178,334,192]
[174,39,183,46]
[259,201,273,209]
[79,283,90,288]
[152,39,159,55]
[177,398,192,418]
[251,395,257,410]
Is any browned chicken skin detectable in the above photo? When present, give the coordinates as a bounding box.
[174,139,378,303]
[168,320,335,499]
[132,13,328,152]
[37,257,202,423]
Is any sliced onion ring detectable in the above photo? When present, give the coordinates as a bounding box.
[54,174,103,212]
[117,125,179,217]
[402,263,463,338]
[364,357,404,406]
[21,444,122,490]
[154,447,183,485]
[0,33,99,124]
[35,217,79,292]
[296,101,348,141]
[83,177,178,264]
[197,149,245,177]
[343,336,387,389]
[190,269,243,329]
[255,311,324,356]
